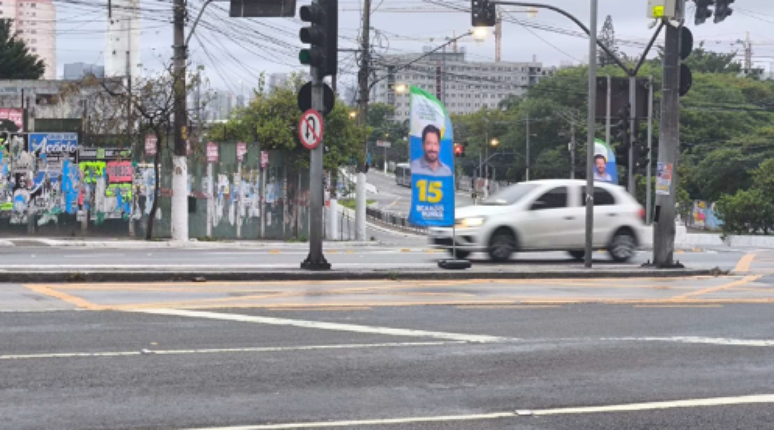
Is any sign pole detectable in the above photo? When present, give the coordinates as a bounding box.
[301,71,330,270]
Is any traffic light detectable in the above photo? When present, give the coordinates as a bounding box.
[615,144,629,168]
[634,143,650,169]
[471,0,496,27]
[454,142,467,158]
[614,104,631,147]
[714,0,734,23]
[694,0,714,25]
[299,0,338,78]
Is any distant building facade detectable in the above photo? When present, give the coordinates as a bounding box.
[1,0,57,79]
[63,63,105,80]
[372,49,555,121]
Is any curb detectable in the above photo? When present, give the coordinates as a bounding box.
[0,268,717,284]
[0,239,383,249]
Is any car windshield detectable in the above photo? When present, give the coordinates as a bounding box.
[482,183,539,206]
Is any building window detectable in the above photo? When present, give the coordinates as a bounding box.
[31,2,36,7]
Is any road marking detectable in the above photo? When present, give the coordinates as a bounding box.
[0,341,463,361]
[133,309,506,343]
[23,284,103,310]
[633,305,723,308]
[608,336,774,347]
[176,394,774,429]
[457,305,562,309]
[268,307,372,311]
[735,253,757,273]
[670,275,761,300]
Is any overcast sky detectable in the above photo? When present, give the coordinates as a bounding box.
[55,0,774,94]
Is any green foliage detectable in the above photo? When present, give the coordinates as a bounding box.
[0,19,45,79]
[716,159,774,236]
[212,74,364,172]
[683,43,742,74]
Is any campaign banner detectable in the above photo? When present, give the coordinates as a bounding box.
[29,133,79,182]
[0,108,24,131]
[407,86,455,227]
[593,139,618,184]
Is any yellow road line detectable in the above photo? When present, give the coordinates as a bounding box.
[23,284,104,310]
[633,305,723,308]
[456,305,562,309]
[670,275,762,301]
[735,254,757,273]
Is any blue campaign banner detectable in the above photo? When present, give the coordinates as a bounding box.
[28,133,78,159]
[407,86,455,227]
[593,139,619,184]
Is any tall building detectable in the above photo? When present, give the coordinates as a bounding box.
[105,0,141,78]
[372,49,555,121]
[63,62,105,80]
[0,0,57,79]
[268,73,289,93]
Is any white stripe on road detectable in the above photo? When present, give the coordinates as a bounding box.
[609,336,774,347]
[0,341,463,361]
[177,394,774,429]
[134,309,506,343]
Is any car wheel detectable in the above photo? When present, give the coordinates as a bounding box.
[488,228,516,262]
[609,230,636,262]
[447,249,471,259]
[568,250,585,261]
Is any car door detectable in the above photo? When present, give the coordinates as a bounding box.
[520,186,575,249]
[580,185,619,247]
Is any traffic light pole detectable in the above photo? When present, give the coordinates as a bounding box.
[646,75,654,224]
[653,22,682,268]
[355,0,371,243]
[172,0,189,242]
[584,0,598,269]
[302,70,330,270]
[628,75,636,192]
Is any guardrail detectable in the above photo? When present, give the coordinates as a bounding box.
[366,207,427,235]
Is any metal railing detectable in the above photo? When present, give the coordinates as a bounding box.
[366,207,427,235]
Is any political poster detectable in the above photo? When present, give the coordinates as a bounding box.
[593,139,618,184]
[29,133,79,183]
[407,86,455,227]
[656,162,673,195]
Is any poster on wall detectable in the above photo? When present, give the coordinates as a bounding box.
[29,133,79,183]
[0,108,24,131]
[656,162,673,196]
[407,86,455,227]
[237,142,247,162]
[207,142,219,163]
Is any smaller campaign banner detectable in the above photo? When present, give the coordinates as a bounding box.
[407,86,455,227]
[593,139,618,184]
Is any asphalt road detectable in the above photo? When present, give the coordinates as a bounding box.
[2,296,774,430]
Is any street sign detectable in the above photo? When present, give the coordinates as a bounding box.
[260,151,269,168]
[298,109,324,150]
[376,140,392,148]
[145,135,158,156]
[237,141,248,162]
[230,0,296,17]
[297,81,335,116]
[206,142,219,163]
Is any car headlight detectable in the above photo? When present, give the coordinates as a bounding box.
[458,217,486,228]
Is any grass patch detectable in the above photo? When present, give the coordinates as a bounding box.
[338,199,375,210]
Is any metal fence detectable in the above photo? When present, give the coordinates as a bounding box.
[366,206,427,235]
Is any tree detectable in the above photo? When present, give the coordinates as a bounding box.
[597,16,620,67]
[684,43,742,74]
[0,19,45,79]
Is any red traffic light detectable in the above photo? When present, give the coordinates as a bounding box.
[454,143,465,157]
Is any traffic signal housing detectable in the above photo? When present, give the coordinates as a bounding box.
[454,142,467,158]
[714,0,734,23]
[614,104,631,147]
[634,143,650,170]
[299,0,338,78]
[471,0,496,27]
[694,0,714,25]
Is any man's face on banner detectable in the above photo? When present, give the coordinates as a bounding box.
[595,157,606,174]
[423,131,440,163]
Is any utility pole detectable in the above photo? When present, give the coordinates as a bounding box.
[354,0,371,242]
[125,41,135,238]
[570,122,576,179]
[525,112,530,181]
[653,21,682,267]
[628,75,636,192]
[646,75,653,224]
[605,76,611,152]
[171,0,189,242]
[584,0,598,269]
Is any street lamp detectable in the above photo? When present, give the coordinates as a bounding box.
[472,27,489,42]
[349,111,358,120]
[490,138,500,147]
[395,83,408,94]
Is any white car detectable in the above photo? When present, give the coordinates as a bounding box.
[429,179,645,262]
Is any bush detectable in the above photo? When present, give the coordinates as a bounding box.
[716,189,774,236]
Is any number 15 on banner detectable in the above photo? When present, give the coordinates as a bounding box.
[416,180,443,203]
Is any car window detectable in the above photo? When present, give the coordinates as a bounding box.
[530,187,568,211]
[482,183,538,206]
[581,186,617,206]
